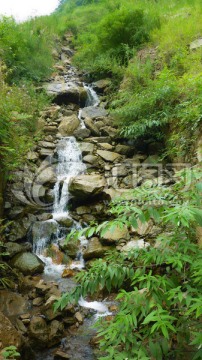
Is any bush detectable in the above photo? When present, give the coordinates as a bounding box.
[0,16,53,83]
[56,167,202,359]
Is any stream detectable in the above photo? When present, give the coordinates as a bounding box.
[33,84,106,360]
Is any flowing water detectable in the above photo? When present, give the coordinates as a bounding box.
[78,84,100,128]
[32,81,110,360]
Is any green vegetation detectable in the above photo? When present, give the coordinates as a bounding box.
[2,346,20,359]
[56,167,202,359]
[51,0,202,158]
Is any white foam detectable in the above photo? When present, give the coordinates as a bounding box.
[78,297,109,313]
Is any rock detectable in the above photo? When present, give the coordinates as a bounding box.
[112,164,128,177]
[97,150,121,163]
[15,318,27,334]
[36,165,56,185]
[31,220,59,249]
[28,316,48,346]
[81,106,108,119]
[74,127,91,139]
[7,220,29,242]
[196,227,202,248]
[143,155,159,164]
[5,242,32,258]
[84,118,100,136]
[75,312,83,324]
[58,115,80,136]
[196,136,202,162]
[10,252,44,275]
[44,126,58,135]
[131,219,153,236]
[48,320,64,347]
[83,155,99,165]
[100,126,117,138]
[0,311,23,351]
[59,239,80,258]
[101,224,129,244]
[79,142,95,155]
[38,141,56,149]
[54,349,70,359]
[69,174,106,198]
[45,83,87,107]
[93,79,111,93]
[190,38,202,50]
[56,216,73,228]
[83,237,109,260]
[98,143,113,151]
[76,206,91,215]
[115,144,133,156]
[33,297,44,306]
[0,290,28,318]
[61,47,74,57]
[27,151,39,161]
[121,240,150,253]
[62,269,75,278]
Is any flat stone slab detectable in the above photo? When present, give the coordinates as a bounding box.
[97,150,121,162]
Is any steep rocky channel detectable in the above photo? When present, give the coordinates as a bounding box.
[1,34,175,359]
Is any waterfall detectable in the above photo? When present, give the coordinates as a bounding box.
[32,137,86,277]
[84,84,100,107]
[78,84,100,128]
[53,137,86,219]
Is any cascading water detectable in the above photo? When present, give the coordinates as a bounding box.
[53,137,86,219]
[78,84,100,128]
[33,137,86,277]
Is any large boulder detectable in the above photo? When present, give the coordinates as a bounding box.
[69,174,106,199]
[121,240,150,253]
[101,224,129,244]
[31,220,59,249]
[44,82,87,107]
[81,106,108,119]
[92,79,111,93]
[10,252,44,275]
[28,317,64,348]
[58,115,80,136]
[83,237,110,260]
[5,242,32,258]
[0,290,28,318]
[0,311,23,351]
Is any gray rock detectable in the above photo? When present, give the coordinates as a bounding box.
[5,242,32,258]
[97,150,122,162]
[83,237,109,260]
[31,220,59,248]
[79,142,95,155]
[44,82,87,107]
[81,106,108,119]
[100,126,117,138]
[101,224,129,244]
[69,174,106,199]
[74,127,91,139]
[84,118,100,136]
[93,79,111,93]
[115,144,134,156]
[121,240,150,253]
[190,38,202,50]
[59,238,79,258]
[38,141,56,149]
[83,155,98,165]
[97,143,113,151]
[58,115,80,136]
[36,166,56,185]
[10,252,44,275]
[56,216,73,228]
